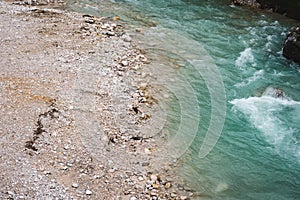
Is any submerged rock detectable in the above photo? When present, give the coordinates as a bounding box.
[262,87,286,99]
[283,24,300,65]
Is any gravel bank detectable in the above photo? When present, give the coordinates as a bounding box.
[0,1,194,199]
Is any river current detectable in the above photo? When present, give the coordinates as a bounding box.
[67,0,300,199]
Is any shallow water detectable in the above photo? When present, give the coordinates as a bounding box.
[67,0,300,199]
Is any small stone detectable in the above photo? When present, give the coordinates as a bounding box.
[44,171,51,175]
[121,60,129,66]
[49,183,56,189]
[180,196,188,200]
[108,168,116,173]
[124,36,132,42]
[150,192,157,196]
[150,174,157,182]
[142,162,150,166]
[152,183,159,189]
[144,148,151,154]
[130,197,137,200]
[138,176,144,181]
[93,175,101,179]
[140,82,147,90]
[7,191,14,196]
[101,23,110,29]
[72,183,79,188]
[106,31,115,36]
[85,189,92,195]
[113,16,120,21]
[171,193,177,198]
[165,182,172,189]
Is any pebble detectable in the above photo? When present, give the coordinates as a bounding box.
[7,191,14,196]
[130,197,137,200]
[121,60,129,66]
[108,168,116,173]
[123,36,132,42]
[171,193,177,198]
[152,183,159,189]
[113,16,120,21]
[165,182,172,189]
[144,148,151,154]
[150,174,158,182]
[106,31,115,36]
[72,183,79,188]
[85,189,92,195]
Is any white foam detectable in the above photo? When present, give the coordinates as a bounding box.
[230,92,300,160]
[235,69,264,88]
[235,47,256,68]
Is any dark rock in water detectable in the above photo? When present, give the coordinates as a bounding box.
[274,88,285,98]
[257,0,300,21]
[263,87,286,99]
[283,24,300,65]
[232,0,260,8]
[232,0,300,21]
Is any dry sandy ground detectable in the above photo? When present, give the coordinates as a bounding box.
[0,1,194,199]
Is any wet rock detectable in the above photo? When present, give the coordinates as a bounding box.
[232,0,260,8]
[283,24,300,64]
[233,0,300,21]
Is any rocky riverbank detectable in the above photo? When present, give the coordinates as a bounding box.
[0,1,193,199]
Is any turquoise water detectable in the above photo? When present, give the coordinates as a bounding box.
[67,0,300,199]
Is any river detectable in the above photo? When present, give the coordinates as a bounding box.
[66,0,300,199]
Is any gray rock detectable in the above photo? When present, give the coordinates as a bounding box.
[283,24,300,64]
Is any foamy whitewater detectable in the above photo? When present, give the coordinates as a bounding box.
[231,87,300,162]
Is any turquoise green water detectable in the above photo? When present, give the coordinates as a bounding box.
[67,0,300,199]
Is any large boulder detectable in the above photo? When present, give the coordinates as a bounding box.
[283,25,300,64]
[232,0,300,21]
[257,0,300,21]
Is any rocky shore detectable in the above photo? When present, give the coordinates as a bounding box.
[0,1,193,199]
